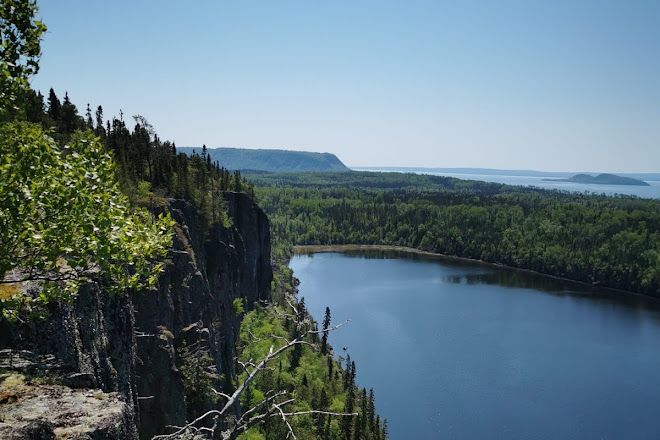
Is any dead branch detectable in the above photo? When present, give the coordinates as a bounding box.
[307,319,350,335]
[152,303,353,440]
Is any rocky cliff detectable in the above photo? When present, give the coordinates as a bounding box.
[0,192,272,439]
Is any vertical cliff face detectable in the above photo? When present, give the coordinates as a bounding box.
[0,192,272,439]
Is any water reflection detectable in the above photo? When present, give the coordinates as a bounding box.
[301,248,660,310]
[291,251,660,440]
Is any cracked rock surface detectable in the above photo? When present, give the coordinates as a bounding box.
[0,373,131,439]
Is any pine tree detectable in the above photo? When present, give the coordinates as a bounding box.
[341,383,355,440]
[316,387,330,437]
[85,103,93,128]
[232,170,242,192]
[47,88,61,121]
[353,414,362,440]
[95,105,105,136]
[321,306,331,355]
[22,89,44,123]
[359,388,368,438]
[290,329,303,371]
[343,354,352,389]
[60,92,80,134]
[368,388,376,431]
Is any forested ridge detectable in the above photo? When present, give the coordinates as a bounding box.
[6,87,388,440]
[1,2,387,438]
[178,146,350,173]
[15,87,256,219]
[249,172,660,296]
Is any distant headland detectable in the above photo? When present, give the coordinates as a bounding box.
[178,147,349,172]
[543,173,650,186]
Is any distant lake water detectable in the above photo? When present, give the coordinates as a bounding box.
[290,251,660,439]
[352,168,660,199]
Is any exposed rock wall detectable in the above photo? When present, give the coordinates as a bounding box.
[0,192,272,439]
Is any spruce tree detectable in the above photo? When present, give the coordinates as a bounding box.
[22,89,44,123]
[341,383,355,440]
[359,388,368,437]
[85,103,93,128]
[321,306,331,355]
[368,389,376,431]
[60,92,80,134]
[95,105,105,136]
[353,414,362,440]
[47,88,61,121]
[343,354,352,389]
[232,170,242,191]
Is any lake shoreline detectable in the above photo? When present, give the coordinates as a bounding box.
[293,244,658,302]
[291,249,660,439]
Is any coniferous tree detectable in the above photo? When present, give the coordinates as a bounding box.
[95,105,105,137]
[232,170,242,192]
[368,388,376,431]
[47,88,61,121]
[358,388,368,438]
[60,92,80,134]
[321,306,331,355]
[341,382,355,440]
[85,103,93,129]
[315,387,330,435]
[353,414,362,440]
[17,88,44,123]
[343,354,352,389]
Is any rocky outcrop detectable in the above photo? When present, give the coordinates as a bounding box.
[0,377,133,440]
[0,192,272,439]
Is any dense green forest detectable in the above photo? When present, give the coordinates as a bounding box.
[0,1,387,440]
[1,2,386,438]
[7,86,386,440]
[248,172,660,296]
[16,87,256,219]
[178,147,350,173]
[235,266,388,440]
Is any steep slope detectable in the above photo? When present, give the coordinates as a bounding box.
[0,192,272,439]
[178,147,350,172]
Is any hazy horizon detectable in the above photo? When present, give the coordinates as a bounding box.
[183,146,660,174]
[33,1,660,172]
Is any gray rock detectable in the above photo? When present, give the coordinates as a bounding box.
[65,373,97,389]
[0,194,272,439]
[15,419,55,440]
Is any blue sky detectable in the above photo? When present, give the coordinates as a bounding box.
[32,0,660,171]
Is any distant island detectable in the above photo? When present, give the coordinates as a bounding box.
[543,173,650,186]
[178,147,349,172]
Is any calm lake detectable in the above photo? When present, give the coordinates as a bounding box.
[290,250,660,440]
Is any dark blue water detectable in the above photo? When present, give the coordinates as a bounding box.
[290,251,660,440]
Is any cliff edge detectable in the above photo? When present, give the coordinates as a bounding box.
[0,192,272,439]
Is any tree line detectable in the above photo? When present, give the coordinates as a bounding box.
[250,172,660,296]
[16,86,255,226]
[2,2,389,439]
[236,271,389,440]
